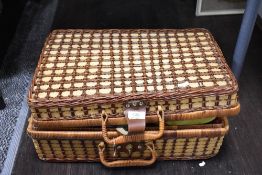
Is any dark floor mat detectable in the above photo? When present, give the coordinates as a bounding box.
[0,0,58,173]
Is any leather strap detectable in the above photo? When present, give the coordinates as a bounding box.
[101,106,164,145]
[125,107,146,134]
[128,118,145,133]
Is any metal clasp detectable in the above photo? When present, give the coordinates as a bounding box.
[124,100,146,134]
[125,100,146,120]
[125,100,146,110]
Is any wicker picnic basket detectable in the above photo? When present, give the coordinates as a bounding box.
[27,28,240,167]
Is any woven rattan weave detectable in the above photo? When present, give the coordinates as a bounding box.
[27,28,240,167]
[28,29,239,130]
[28,117,228,166]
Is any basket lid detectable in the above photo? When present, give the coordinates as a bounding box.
[28,29,239,122]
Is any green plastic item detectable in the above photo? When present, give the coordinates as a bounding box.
[166,117,216,126]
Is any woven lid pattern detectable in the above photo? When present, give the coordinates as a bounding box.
[29,29,237,106]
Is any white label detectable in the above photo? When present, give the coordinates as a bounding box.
[127,110,146,120]
[116,127,129,135]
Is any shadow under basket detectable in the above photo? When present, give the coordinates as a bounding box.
[27,117,229,167]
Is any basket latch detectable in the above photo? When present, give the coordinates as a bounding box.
[123,100,146,134]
